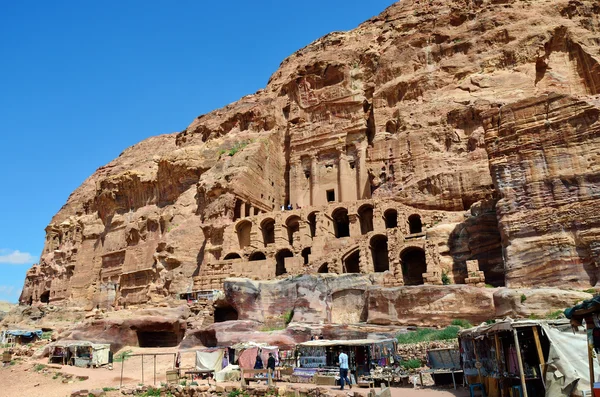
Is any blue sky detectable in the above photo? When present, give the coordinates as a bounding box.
[0,1,394,303]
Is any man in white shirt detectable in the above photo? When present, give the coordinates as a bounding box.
[338,350,352,390]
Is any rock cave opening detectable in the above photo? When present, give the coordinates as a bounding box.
[261,218,275,246]
[286,215,301,246]
[401,247,426,285]
[223,252,241,260]
[408,214,422,234]
[233,199,242,221]
[326,189,336,203]
[370,235,389,272]
[236,220,252,249]
[358,204,374,235]
[332,208,350,238]
[275,249,293,276]
[136,330,181,348]
[384,209,398,229]
[318,263,329,273]
[344,250,360,273]
[302,247,311,265]
[40,291,50,304]
[308,212,317,238]
[249,251,266,261]
[214,305,239,323]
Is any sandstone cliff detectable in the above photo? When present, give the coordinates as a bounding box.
[19,0,600,314]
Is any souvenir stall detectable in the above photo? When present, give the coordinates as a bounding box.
[3,329,42,345]
[459,319,590,397]
[49,341,111,368]
[295,339,397,385]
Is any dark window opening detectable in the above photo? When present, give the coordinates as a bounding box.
[304,170,311,179]
[371,235,389,272]
[261,219,275,246]
[349,161,355,170]
[401,248,427,285]
[344,250,360,273]
[137,331,180,348]
[233,199,242,221]
[302,247,311,265]
[249,251,267,261]
[214,306,239,323]
[286,216,301,246]
[326,189,335,203]
[236,220,252,249]
[408,214,423,234]
[384,209,398,229]
[223,252,241,260]
[276,249,293,276]
[40,291,50,304]
[358,205,374,235]
[318,263,329,274]
[244,204,251,217]
[308,212,317,238]
[332,208,350,238]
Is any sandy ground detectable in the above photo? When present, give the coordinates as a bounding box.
[0,347,469,397]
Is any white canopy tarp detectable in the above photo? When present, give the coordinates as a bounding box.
[195,350,224,373]
[542,323,600,397]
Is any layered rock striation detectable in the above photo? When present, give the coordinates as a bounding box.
[18,0,600,319]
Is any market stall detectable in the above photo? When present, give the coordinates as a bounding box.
[2,329,42,345]
[295,338,398,385]
[459,319,591,397]
[48,341,111,367]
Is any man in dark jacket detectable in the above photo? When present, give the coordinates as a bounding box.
[267,353,276,372]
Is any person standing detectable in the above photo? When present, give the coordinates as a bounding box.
[338,350,352,390]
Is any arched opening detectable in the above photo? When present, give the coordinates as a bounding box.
[223,252,241,260]
[370,235,389,272]
[332,208,350,238]
[233,199,242,221]
[344,250,360,273]
[275,249,293,276]
[236,220,252,249]
[261,218,275,247]
[307,212,317,238]
[301,247,311,265]
[286,215,301,247]
[318,263,329,274]
[384,209,398,229]
[358,204,374,235]
[401,247,427,285]
[408,214,422,234]
[214,305,239,323]
[249,251,266,261]
[40,291,50,304]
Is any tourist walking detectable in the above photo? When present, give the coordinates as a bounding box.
[338,350,351,390]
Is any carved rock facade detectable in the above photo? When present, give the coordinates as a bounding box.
[18,0,600,317]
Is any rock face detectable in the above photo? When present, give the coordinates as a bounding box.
[17,0,600,324]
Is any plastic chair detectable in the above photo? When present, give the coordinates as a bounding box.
[469,383,487,397]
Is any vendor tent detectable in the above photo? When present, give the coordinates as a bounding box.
[3,329,42,344]
[230,342,279,370]
[195,348,225,372]
[49,341,111,367]
[459,319,593,397]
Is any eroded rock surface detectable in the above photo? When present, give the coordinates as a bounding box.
[14,0,600,333]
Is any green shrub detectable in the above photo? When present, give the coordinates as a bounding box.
[102,387,117,392]
[400,359,422,369]
[583,288,597,294]
[228,389,250,397]
[34,364,46,372]
[520,294,527,303]
[41,331,52,340]
[228,141,249,156]
[396,326,460,344]
[451,319,473,328]
[140,388,162,397]
[282,309,294,325]
[485,284,495,288]
[114,349,132,363]
[441,271,450,285]
[544,310,564,319]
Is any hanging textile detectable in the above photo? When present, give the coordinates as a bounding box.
[195,350,225,372]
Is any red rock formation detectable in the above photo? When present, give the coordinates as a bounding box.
[15,0,600,329]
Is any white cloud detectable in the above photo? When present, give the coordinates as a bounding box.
[0,249,36,265]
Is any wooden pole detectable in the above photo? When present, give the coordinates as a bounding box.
[120,356,125,389]
[141,354,144,385]
[154,354,157,386]
[512,328,529,397]
[588,332,595,390]
[532,327,546,379]
[494,333,505,397]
